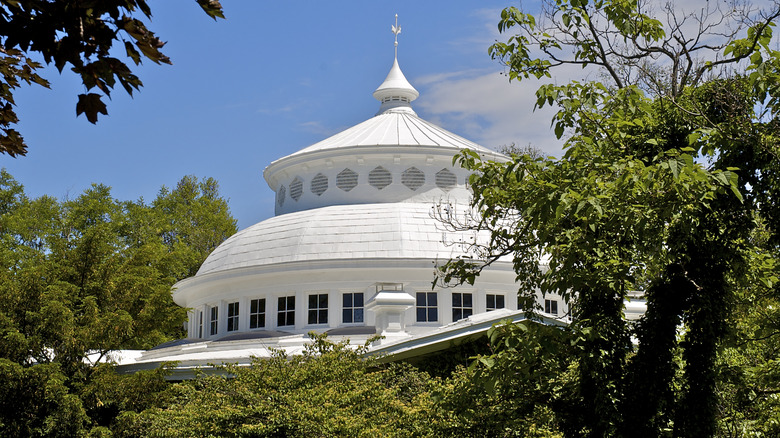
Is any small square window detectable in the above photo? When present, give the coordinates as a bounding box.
[487,294,505,311]
[308,293,328,325]
[209,306,219,336]
[250,298,266,329]
[545,299,559,315]
[452,292,473,322]
[227,302,239,332]
[416,292,438,322]
[342,293,364,323]
[278,296,295,327]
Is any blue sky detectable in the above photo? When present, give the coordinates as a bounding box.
[2,1,562,229]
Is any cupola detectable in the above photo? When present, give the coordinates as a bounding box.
[372,14,419,115]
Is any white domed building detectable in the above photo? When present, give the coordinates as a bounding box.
[117,25,577,378]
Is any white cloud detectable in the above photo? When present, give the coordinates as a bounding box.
[415,69,565,156]
[413,0,780,161]
[299,120,332,135]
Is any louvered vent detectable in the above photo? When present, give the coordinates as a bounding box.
[277,185,286,206]
[369,166,392,190]
[290,177,303,201]
[402,167,425,191]
[311,173,328,196]
[436,168,457,191]
[336,168,358,192]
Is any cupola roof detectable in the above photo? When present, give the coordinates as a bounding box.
[372,57,419,115]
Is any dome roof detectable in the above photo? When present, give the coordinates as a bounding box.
[197,202,480,276]
[277,110,498,161]
[202,19,502,276]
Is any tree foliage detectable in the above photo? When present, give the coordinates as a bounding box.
[114,332,569,438]
[437,1,780,436]
[115,334,439,438]
[0,170,236,436]
[0,0,224,157]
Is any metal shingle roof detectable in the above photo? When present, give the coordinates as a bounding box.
[197,202,481,276]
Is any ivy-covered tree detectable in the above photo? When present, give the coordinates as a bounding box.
[438,1,780,436]
[0,170,236,435]
[0,0,224,157]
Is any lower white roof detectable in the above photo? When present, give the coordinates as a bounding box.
[197,202,485,276]
[114,309,569,379]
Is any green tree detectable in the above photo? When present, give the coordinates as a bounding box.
[431,322,569,437]
[152,175,238,278]
[439,1,780,436]
[0,170,236,435]
[115,334,438,438]
[0,0,224,157]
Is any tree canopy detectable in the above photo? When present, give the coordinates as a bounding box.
[115,334,439,438]
[0,170,236,436]
[0,0,224,157]
[437,1,780,436]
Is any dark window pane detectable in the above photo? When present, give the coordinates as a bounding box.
[497,295,505,308]
[319,309,328,323]
[343,309,352,323]
[464,308,473,318]
[453,309,462,321]
[487,295,495,308]
[308,310,317,324]
[278,297,286,311]
[354,308,364,323]
[453,293,462,307]
[343,294,352,308]
[417,293,426,306]
[355,293,363,307]
[428,293,437,306]
[251,300,258,314]
[288,297,295,310]
[417,307,426,322]
[309,295,317,308]
[428,308,438,322]
[463,294,472,307]
[319,294,328,308]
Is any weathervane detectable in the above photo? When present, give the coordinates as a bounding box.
[392,14,401,59]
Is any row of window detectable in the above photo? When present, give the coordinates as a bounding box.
[277,167,460,206]
[416,292,506,323]
[196,292,509,337]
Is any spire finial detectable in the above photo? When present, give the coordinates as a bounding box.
[391,14,401,59]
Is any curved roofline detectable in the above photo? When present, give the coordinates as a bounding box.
[264,143,507,187]
[174,257,518,294]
